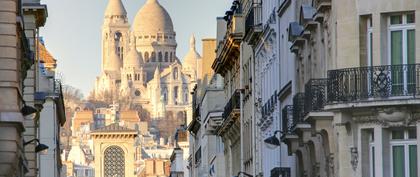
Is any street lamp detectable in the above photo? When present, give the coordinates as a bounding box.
[24,139,49,153]
[264,130,283,146]
[264,131,291,177]
[20,105,38,116]
[235,171,253,177]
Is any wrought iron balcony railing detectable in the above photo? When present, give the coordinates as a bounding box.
[292,93,305,125]
[282,105,294,135]
[327,64,420,103]
[304,79,328,116]
[244,3,262,45]
[222,91,241,119]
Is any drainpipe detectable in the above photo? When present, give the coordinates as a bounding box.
[0,0,25,176]
[239,42,245,176]
[251,45,257,177]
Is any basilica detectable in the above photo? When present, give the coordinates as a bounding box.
[93,0,201,120]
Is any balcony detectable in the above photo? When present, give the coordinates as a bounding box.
[222,91,241,120]
[244,3,262,46]
[217,91,241,135]
[327,64,420,109]
[304,79,327,114]
[312,0,331,23]
[213,14,244,76]
[292,93,305,125]
[282,105,294,135]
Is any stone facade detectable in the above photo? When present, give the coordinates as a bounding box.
[281,0,420,177]
[91,124,137,177]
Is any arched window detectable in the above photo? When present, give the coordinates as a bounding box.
[104,146,125,177]
[151,52,156,62]
[158,52,163,62]
[170,52,173,62]
[174,86,179,105]
[184,92,188,103]
[163,87,168,103]
[144,52,149,62]
[173,67,179,80]
[164,52,168,62]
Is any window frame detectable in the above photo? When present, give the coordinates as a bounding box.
[387,13,416,93]
[389,129,417,177]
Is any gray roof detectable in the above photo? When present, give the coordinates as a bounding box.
[92,123,136,133]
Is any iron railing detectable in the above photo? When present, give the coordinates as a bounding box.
[327,64,420,103]
[304,79,328,116]
[282,105,294,135]
[222,91,241,119]
[244,3,262,37]
[262,91,278,119]
[292,93,305,125]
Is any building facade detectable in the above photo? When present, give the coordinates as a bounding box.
[281,0,420,177]
[91,123,137,177]
[21,1,48,176]
[0,0,65,177]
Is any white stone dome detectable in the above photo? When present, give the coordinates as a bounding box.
[104,0,127,17]
[132,0,174,34]
[183,35,201,71]
[125,39,143,68]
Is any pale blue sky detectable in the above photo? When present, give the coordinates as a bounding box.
[40,0,230,96]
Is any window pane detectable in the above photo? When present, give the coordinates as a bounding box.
[407,13,415,24]
[391,31,404,92]
[408,129,417,139]
[392,130,405,139]
[393,146,406,177]
[407,30,415,64]
[391,15,403,25]
[371,146,375,177]
[409,145,417,177]
[391,31,403,65]
[370,32,373,66]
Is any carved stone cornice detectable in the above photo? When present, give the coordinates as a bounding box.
[352,107,419,127]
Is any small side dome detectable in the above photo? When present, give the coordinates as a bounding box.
[104,0,127,17]
[183,35,201,71]
[124,36,143,68]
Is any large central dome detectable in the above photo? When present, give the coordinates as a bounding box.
[133,0,174,34]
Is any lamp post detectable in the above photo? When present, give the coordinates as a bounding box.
[24,139,49,153]
[264,130,291,177]
[236,171,253,177]
[264,130,283,146]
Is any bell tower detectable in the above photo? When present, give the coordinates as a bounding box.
[102,0,130,72]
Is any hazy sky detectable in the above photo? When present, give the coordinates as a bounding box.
[40,0,230,96]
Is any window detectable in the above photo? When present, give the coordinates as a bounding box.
[174,86,179,104]
[369,130,375,177]
[135,90,141,97]
[367,17,373,67]
[173,68,179,80]
[388,13,416,93]
[165,52,168,62]
[144,52,149,62]
[151,52,156,62]
[158,52,163,62]
[390,129,417,177]
[104,146,125,177]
